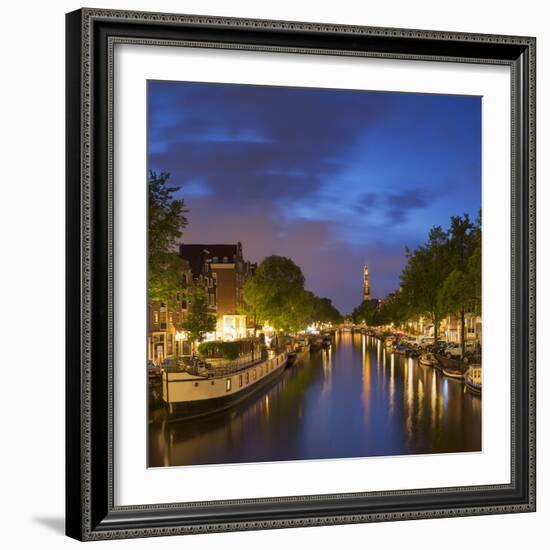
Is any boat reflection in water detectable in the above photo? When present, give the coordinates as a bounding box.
[149,330,481,468]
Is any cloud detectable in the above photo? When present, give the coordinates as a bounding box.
[148,81,482,312]
[383,188,428,224]
[148,81,390,208]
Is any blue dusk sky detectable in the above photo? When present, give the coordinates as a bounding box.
[148,80,481,314]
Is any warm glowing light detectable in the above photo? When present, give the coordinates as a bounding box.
[221,314,247,341]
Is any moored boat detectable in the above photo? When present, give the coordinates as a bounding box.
[162,350,288,420]
[294,340,311,364]
[286,351,297,367]
[465,364,482,394]
[309,337,323,352]
[437,354,467,379]
[418,352,439,368]
[442,366,466,379]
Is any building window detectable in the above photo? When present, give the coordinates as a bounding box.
[239,374,243,388]
[246,372,249,384]
[253,369,257,380]
[223,256,228,263]
[153,311,159,324]
[226,378,231,392]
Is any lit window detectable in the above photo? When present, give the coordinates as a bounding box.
[226,378,231,392]
[239,375,243,388]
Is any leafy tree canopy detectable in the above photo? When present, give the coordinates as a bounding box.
[148,171,188,305]
[181,284,216,347]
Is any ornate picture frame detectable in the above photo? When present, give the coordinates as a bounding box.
[66,8,536,541]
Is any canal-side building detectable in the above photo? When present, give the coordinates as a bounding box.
[443,310,482,345]
[180,242,256,340]
[177,244,217,312]
[147,257,194,362]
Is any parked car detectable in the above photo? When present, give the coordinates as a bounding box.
[161,356,183,372]
[416,336,435,349]
[147,359,162,379]
[428,340,447,354]
[444,341,479,358]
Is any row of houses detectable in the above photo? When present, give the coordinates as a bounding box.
[147,242,257,363]
[367,291,482,345]
[403,310,482,344]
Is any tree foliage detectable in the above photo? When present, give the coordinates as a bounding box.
[240,274,264,335]
[241,255,341,334]
[148,171,189,304]
[398,225,450,339]
[180,284,216,348]
[350,212,482,345]
[197,341,240,361]
[310,296,342,325]
[242,255,304,332]
[436,214,481,354]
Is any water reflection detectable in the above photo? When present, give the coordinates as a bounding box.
[149,332,481,467]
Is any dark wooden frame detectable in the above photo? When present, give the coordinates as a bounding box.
[66,8,536,541]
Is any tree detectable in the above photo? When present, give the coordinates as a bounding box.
[439,214,480,356]
[148,171,189,305]
[311,297,342,325]
[437,269,469,322]
[399,226,450,341]
[243,255,306,332]
[180,284,216,353]
[280,290,315,334]
[467,243,482,314]
[241,275,264,337]
[351,299,378,326]
[379,291,410,328]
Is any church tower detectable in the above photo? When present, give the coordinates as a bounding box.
[363,264,371,302]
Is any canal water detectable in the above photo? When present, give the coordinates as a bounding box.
[148,330,481,467]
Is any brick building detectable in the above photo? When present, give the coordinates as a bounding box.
[180,242,256,340]
[147,257,194,362]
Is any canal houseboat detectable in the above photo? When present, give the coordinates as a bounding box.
[321,334,332,348]
[293,339,311,365]
[465,364,482,394]
[442,365,466,379]
[418,352,438,368]
[438,355,467,379]
[309,336,323,352]
[162,350,288,420]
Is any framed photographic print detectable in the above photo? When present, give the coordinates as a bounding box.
[66,8,536,541]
